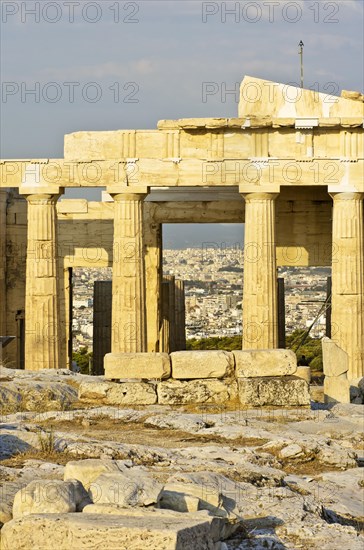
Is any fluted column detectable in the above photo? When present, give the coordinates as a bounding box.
[25,194,61,370]
[111,192,147,352]
[331,192,364,380]
[0,190,7,338]
[144,211,162,352]
[175,279,187,350]
[242,193,278,349]
[160,281,170,353]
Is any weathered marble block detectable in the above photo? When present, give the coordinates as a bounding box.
[324,373,350,404]
[171,350,234,379]
[64,459,125,490]
[322,337,349,377]
[0,512,219,550]
[104,353,171,380]
[12,480,90,519]
[157,379,237,405]
[238,376,310,406]
[233,349,297,378]
[296,366,311,384]
[78,380,157,405]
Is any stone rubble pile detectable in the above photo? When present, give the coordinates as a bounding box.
[1,396,363,549]
[2,458,243,550]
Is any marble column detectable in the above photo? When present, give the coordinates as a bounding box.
[164,275,176,352]
[175,279,187,351]
[242,192,278,349]
[331,192,364,380]
[111,192,148,353]
[0,190,7,338]
[160,281,170,353]
[144,210,163,352]
[24,194,61,370]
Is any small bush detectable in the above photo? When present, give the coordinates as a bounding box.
[309,355,323,372]
[36,427,56,454]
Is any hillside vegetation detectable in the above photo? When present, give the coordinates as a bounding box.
[186,329,323,371]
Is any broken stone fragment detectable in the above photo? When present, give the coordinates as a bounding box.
[324,373,350,404]
[89,471,162,507]
[12,479,90,519]
[322,338,349,377]
[64,458,126,490]
[158,490,200,513]
[279,444,304,459]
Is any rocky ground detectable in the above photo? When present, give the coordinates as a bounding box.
[0,365,363,549]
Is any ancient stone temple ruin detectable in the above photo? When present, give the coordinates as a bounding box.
[0,77,363,393]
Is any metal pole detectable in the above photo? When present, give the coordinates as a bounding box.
[299,40,304,88]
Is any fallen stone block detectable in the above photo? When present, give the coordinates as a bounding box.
[157,379,237,405]
[278,444,304,459]
[317,444,357,468]
[295,366,311,384]
[78,381,111,400]
[104,353,171,380]
[159,482,223,516]
[64,459,126,490]
[238,376,310,406]
[12,479,90,519]
[324,373,350,404]
[166,472,240,515]
[171,351,234,379]
[158,490,200,513]
[89,471,162,507]
[78,380,157,405]
[0,512,220,549]
[233,349,297,378]
[322,337,349,377]
[107,382,157,405]
[82,506,238,544]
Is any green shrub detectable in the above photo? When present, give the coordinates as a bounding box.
[72,347,92,375]
[309,355,323,372]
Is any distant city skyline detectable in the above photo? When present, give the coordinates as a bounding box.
[163,223,244,249]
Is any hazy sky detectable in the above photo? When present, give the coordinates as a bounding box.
[1,0,363,245]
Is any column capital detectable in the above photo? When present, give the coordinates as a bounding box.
[112,192,148,202]
[239,183,280,195]
[242,192,279,202]
[24,193,61,205]
[19,186,64,197]
[107,185,149,199]
[330,191,364,201]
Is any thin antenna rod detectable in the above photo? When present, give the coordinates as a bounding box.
[299,40,304,89]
